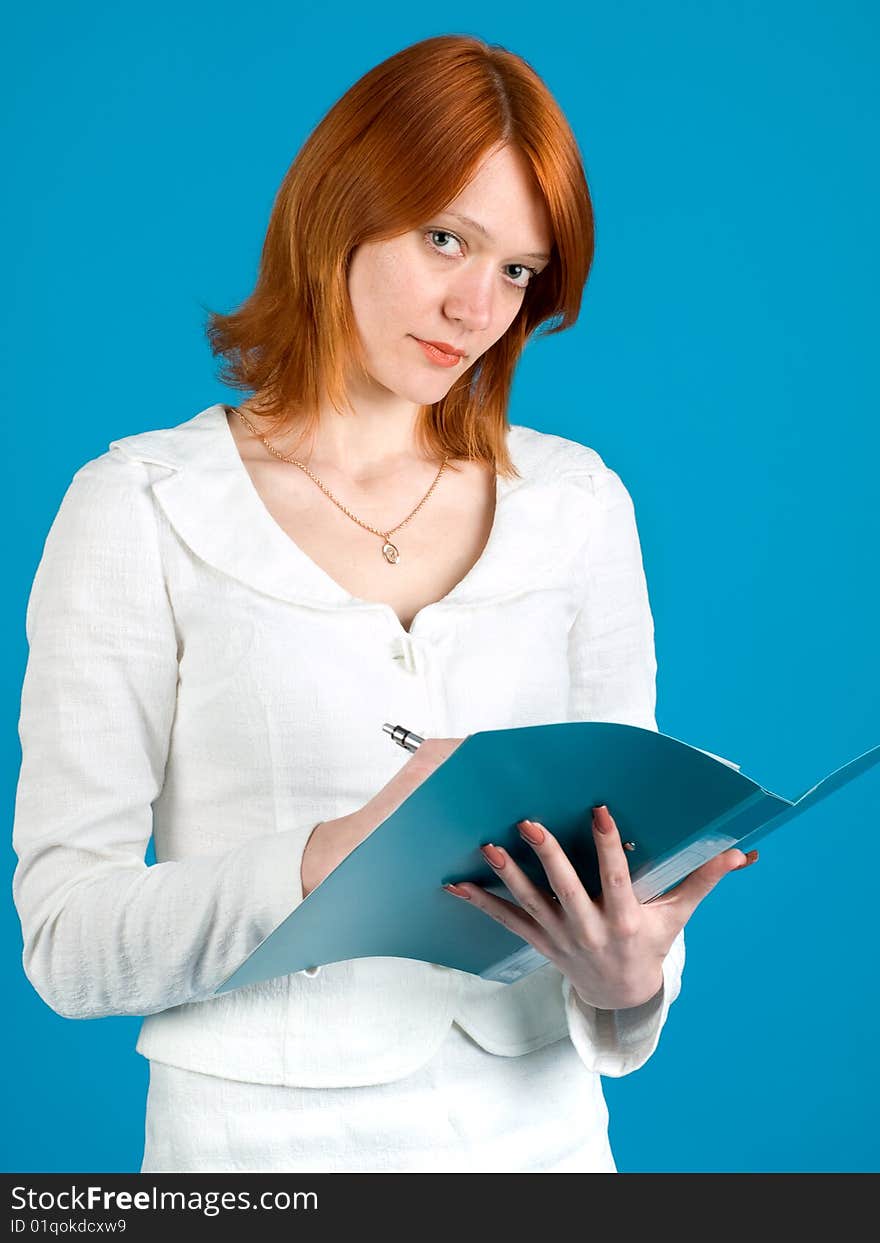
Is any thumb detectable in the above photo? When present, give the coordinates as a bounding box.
[648,847,759,923]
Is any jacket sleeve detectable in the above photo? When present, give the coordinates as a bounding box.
[11,452,316,1021]
[560,463,686,1076]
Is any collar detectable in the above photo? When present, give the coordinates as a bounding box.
[108,403,595,621]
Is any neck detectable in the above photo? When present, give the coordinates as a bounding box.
[239,388,438,484]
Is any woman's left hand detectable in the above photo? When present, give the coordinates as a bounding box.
[443,805,758,1010]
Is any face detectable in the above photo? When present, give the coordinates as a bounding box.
[346,143,553,406]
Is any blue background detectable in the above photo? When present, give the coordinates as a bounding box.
[3,1,878,1173]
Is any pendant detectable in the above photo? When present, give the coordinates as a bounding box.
[382,540,400,564]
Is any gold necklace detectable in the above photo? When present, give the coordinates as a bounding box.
[232,406,450,565]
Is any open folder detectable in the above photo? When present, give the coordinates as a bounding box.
[214,722,880,994]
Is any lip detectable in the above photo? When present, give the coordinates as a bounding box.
[412,336,467,359]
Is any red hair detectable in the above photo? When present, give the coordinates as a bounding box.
[204,34,594,478]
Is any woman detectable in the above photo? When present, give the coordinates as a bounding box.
[11,34,756,1173]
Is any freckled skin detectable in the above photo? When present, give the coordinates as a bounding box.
[346,142,553,411]
[238,143,552,479]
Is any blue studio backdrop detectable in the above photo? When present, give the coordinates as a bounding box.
[3,1,878,1173]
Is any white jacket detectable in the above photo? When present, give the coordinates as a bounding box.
[12,402,685,1087]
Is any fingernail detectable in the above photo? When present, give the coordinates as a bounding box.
[592,805,613,834]
[735,850,759,870]
[442,883,471,899]
[480,843,505,868]
[518,820,545,845]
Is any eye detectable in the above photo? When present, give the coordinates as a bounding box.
[504,261,540,289]
[423,229,540,290]
[425,228,463,258]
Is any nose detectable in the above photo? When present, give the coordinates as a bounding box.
[443,266,495,333]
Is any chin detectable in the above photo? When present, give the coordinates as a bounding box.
[364,355,459,404]
[379,373,457,405]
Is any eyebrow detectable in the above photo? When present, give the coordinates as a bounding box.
[440,211,551,262]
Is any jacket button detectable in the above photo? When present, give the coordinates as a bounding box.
[302,965,321,977]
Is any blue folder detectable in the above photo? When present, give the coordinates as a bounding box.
[214,722,880,994]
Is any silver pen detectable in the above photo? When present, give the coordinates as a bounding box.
[382,722,425,753]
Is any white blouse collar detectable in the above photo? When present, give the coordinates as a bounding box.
[108,403,595,614]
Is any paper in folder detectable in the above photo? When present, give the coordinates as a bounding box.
[215,722,880,995]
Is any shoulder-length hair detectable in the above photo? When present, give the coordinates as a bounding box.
[204,34,594,479]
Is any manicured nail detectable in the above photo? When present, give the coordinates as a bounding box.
[442,883,471,899]
[480,843,505,868]
[592,805,613,834]
[735,850,759,870]
[519,820,545,845]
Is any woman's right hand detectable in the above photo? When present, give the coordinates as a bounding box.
[300,737,466,897]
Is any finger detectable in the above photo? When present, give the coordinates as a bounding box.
[647,847,759,925]
[441,878,556,960]
[477,840,568,931]
[514,820,599,928]
[591,805,643,932]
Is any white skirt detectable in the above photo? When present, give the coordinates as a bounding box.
[140,1021,617,1174]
